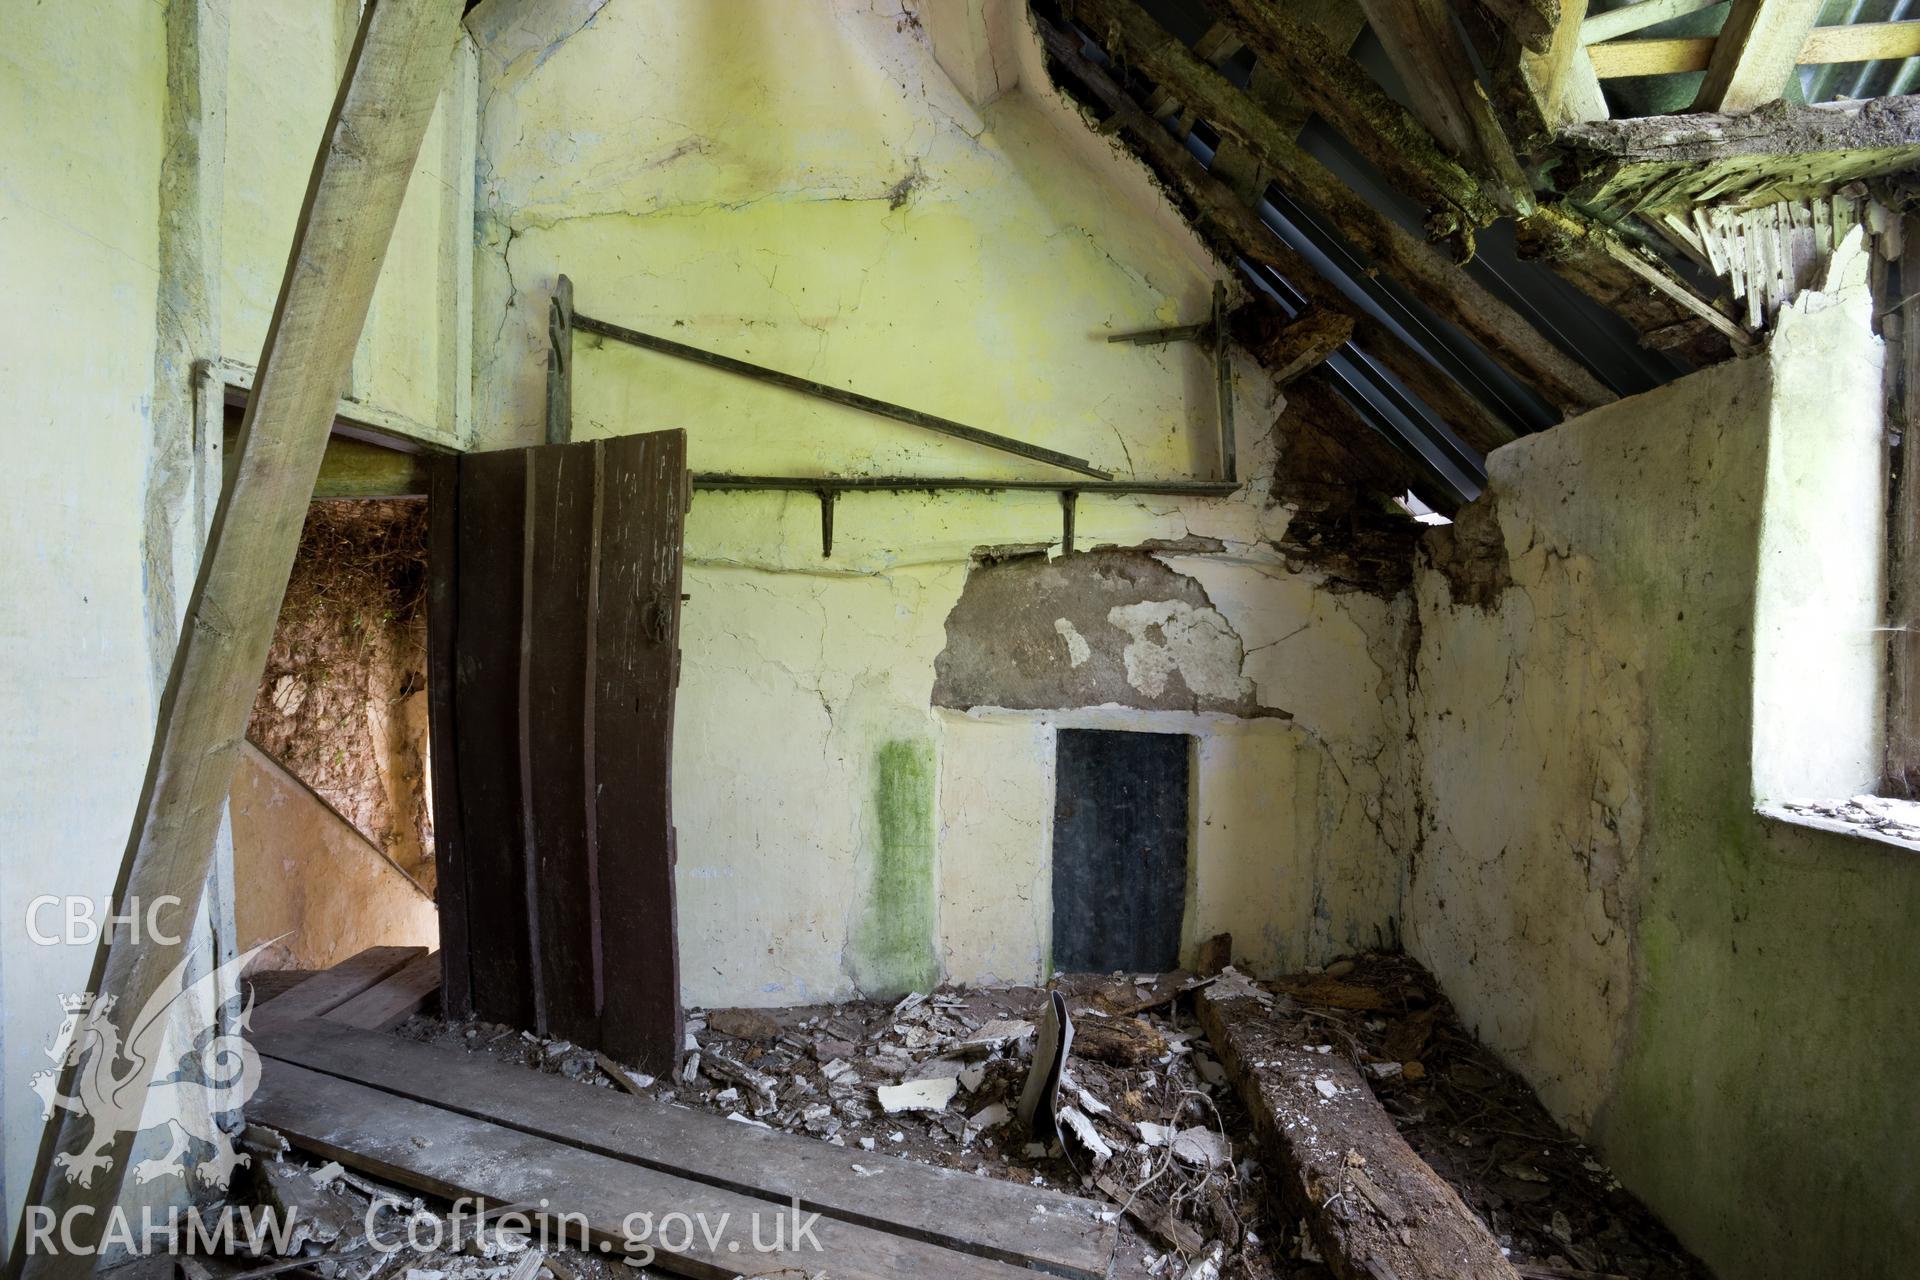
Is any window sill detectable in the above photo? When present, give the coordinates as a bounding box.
[1756,797,1920,854]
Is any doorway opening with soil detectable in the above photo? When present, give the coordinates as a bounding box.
[232,490,438,973]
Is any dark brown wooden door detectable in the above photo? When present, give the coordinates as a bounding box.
[427,429,687,1073]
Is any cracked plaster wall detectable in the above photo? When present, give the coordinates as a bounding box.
[2,0,476,1241]
[468,0,1414,1007]
[1407,247,1920,1279]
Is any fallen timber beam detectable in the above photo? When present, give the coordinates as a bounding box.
[1064,0,1616,418]
[1237,306,1357,386]
[1197,978,1522,1280]
[570,311,1112,480]
[1038,18,1521,455]
[1204,0,1505,231]
[11,1,467,1273]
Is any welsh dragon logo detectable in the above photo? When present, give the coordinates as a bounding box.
[32,941,275,1190]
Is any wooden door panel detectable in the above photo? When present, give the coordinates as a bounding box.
[429,430,686,1072]
[451,446,535,1030]
[593,432,686,1071]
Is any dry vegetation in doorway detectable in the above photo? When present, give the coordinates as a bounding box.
[248,499,435,888]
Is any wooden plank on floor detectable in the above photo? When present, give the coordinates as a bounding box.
[1197,981,1519,1280]
[251,1061,1055,1280]
[254,1021,1117,1280]
[323,950,443,1030]
[254,946,428,1030]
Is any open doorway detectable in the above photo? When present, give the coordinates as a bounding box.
[229,429,438,974]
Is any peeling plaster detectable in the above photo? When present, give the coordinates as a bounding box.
[470,0,1410,1010]
[1053,617,1091,667]
[1108,598,1253,702]
[934,550,1286,718]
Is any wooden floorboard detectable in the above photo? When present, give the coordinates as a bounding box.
[323,950,443,1030]
[252,1061,1052,1280]
[254,946,428,1030]
[254,1022,1116,1279]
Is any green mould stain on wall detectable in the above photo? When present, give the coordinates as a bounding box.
[849,738,940,997]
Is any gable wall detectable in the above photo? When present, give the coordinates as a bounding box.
[467,0,1414,1005]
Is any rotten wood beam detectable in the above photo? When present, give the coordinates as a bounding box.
[1197,980,1521,1280]
[1142,20,1241,119]
[1234,305,1356,385]
[1356,0,1537,215]
[1039,17,1520,453]
[1555,97,1920,215]
[1597,232,1756,348]
[13,2,467,1273]
[1692,0,1826,112]
[1475,0,1564,54]
[1519,0,1609,132]
[1207,0,1506,231]
[1063,0,1615,416]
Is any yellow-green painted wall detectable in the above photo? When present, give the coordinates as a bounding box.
[1,0,475,1247]
[469,0,1412,1006]
[1409,247,1920,1277]
[1,0,170,1243]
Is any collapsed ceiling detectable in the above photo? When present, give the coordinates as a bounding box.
[1033,0,1920,519]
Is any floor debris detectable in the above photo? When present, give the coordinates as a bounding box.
[337,954,1713,1279]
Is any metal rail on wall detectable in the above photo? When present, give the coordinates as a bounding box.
[543,274,1241,556]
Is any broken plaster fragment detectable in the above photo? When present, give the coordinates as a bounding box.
[1058,1107,1112,1164]
[1138,1121,1174,1147]
[876,1076,959,1115]
[1169,1127,1231,1169]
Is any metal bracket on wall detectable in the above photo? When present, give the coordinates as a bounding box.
[545,273,1247,559]
[566,297,1112,480]
[1106,279,1236,484]
[546,275,574,446]
[693,473,1237,560]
